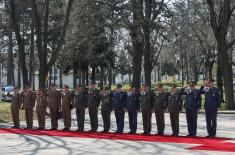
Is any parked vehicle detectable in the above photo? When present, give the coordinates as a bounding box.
[2,86,14,102]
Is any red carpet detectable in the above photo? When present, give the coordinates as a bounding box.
[0,128,235,152]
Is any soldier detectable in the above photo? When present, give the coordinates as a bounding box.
[201,78,221,138]
[140,83,154,135]
[48,84,61,130]
[126,85,140,134]
[61,85,74,131]
[183,81,201,137]
[36,89,48,130]
[10,86,22,129]
[112,84,127,133]
[153,84,169,135]
[87,82,101,132]
[22,85,36,129]
[74,85,87,132]
[167,85,182,136]
[100,87,113,133]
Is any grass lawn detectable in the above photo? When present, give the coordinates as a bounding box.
[0,102,38,123]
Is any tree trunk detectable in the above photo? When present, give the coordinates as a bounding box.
[144,34,152,87]
[29,17,35,88]
[91,67,96,82]
[108,66,112,89]
[100,67,104,90]
[218,40,234,109]
[216,56,224,102]
[8,0,28,88]
[59,68,63,88]
[7,26,14,86]
[85,66,89,86]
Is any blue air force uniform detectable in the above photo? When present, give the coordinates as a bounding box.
[126,91,140,134]
[112,91,127,133]
[201,86,221,137]
[183,88,201,136]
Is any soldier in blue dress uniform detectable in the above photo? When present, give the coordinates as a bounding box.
[200,78,221,138]
[182,81,201,137]
[112,84,127,133]
[126,85,140,134]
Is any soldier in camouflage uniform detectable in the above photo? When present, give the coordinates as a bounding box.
[153,84,169,135]
[87,82,101,132]
[167,85,183,136]
[74,85,87,132]
[140,83,154,135]
[100,87,113,132]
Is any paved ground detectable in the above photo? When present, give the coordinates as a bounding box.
[1,110,235,155]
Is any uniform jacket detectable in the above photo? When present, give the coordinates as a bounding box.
[36,94,48,112]
[61,91,74,110]
[126,91,140,111]
[87,88,101,108]
[182,88,201,110]
[101,91,113,111]
[139,91,154,110]
[167,90,182,113]
[74,91,87,109]
[11,93,22,109]
[22,91,36,109]
[47,91,61,110]
[200,86,221,109]
[153,91,169,111]
[112,91,127,111]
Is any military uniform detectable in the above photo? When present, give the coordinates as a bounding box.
[101,91,113,132]
[10,92,22,128]
[183,88,201,136]
[126,91,140,134]
[74,90,87,131]
[36,93,48,129]
[168,91,182,136]
[22,91,36,129]
[201,86,221,137]
[87,88,101,132]
[48,91,61,130]
[61,91,74,130]
[140,91,154,134]
[153,91,168,135]
[112,91,127,133]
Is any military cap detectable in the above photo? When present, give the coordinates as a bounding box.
[50,83,57,87]
[91,81,97,85]
[116,84,122,88]
[142,83,149,87]
[64,84,69,88]
[207,78,215,83]
[172,84,177,88]
[189,81,196,85]
[157,84,163,88]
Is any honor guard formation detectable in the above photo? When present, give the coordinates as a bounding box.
[9,78,221,138]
